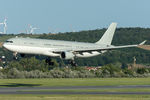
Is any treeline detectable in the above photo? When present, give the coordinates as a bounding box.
[0,64,150,79]
[0,57,149,78]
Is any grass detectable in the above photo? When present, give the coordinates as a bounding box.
[22,88,150,92]
[0,95,150,100]
[0,78,150,87]
[1,78,150,100]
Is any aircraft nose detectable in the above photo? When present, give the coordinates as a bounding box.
[3,43,8,49]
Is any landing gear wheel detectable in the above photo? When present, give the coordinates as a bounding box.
[13,56,18,60]
[45,57,54,65]
[70,60,77,67]
[20,54,25,57]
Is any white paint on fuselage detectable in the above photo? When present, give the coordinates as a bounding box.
[3,37,104,58]
[3,44,60,57]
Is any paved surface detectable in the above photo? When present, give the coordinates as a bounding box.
[0,85,150,95]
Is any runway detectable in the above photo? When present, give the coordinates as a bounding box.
[0,85,150,95]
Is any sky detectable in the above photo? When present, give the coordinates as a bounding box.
[0,0,150,34]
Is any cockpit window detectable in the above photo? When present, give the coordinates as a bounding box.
[6,41,13,43]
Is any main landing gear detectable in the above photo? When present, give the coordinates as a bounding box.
[69,60,77,67]
[45,57,54,65]
[20,54,25,57]
[45,57,77,67]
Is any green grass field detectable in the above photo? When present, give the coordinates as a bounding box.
[23,88,150,92]
[0,78,150,100]
[0,78,150,87]
[0,95,150,100]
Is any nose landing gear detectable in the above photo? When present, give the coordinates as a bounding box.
[13,52,18,60]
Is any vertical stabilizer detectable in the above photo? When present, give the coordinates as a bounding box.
[95,22,117,45]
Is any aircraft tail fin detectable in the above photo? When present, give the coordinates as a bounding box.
[95,22,117,45]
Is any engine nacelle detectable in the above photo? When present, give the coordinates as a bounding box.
[61,52,75,60]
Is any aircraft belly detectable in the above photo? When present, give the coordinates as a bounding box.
[4,45,59,57]
[17,46,60,57]
[42,51,60,57]
[8,45,44,54]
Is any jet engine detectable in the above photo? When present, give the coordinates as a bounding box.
[61,52,75,60]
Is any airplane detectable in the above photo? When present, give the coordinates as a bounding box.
[3,23,146,66]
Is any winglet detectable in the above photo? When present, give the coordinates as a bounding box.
[139,40,147,45]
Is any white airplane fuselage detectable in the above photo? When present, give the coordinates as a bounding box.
[3,38,102,59]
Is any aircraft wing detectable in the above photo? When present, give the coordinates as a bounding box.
[52,40,146,53]
[75,40,147,52]
[73,45,136,52]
